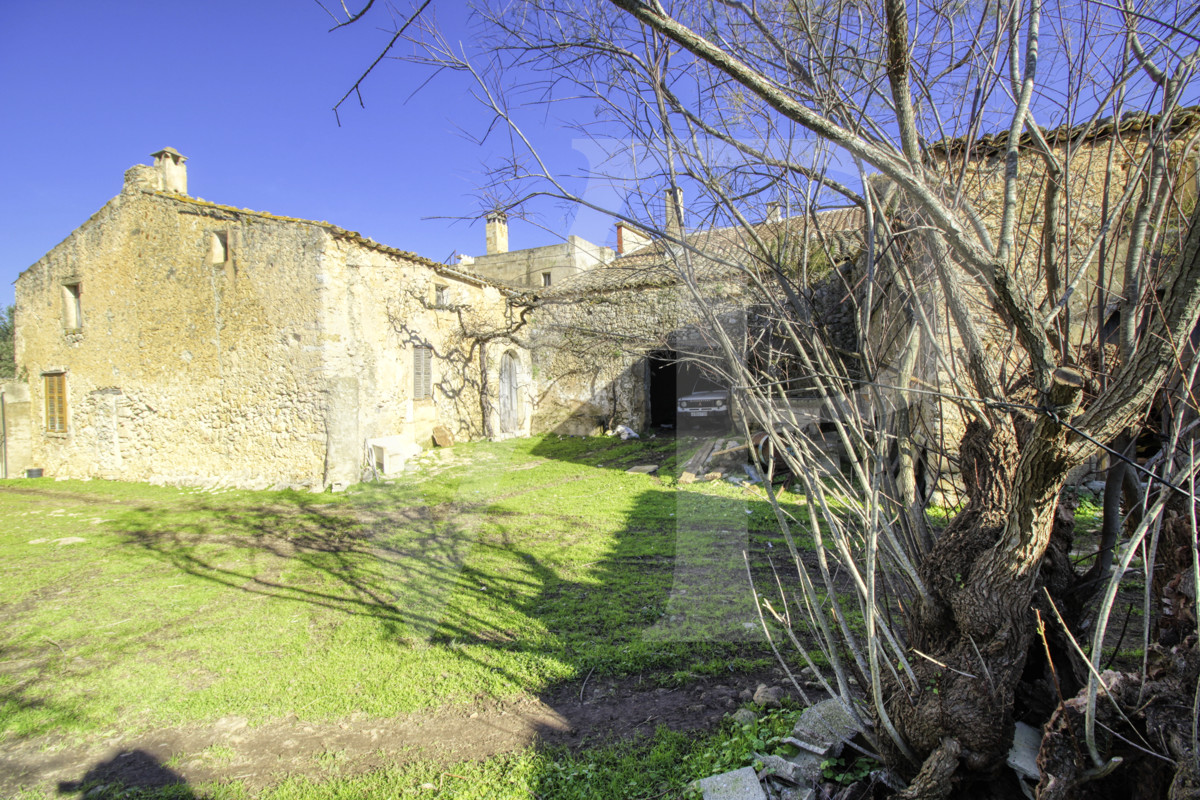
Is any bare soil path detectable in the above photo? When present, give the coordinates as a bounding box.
[0,668,788,795]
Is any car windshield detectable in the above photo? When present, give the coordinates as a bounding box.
[685,376,726,395]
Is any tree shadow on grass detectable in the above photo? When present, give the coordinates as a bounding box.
[0,643,91,740]
[57,749,193,799]
[2,436,796,796]
[110,436,779,679]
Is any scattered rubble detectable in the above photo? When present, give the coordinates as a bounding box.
[753,684,785,709]
[730,708,758,726]
[698,698,874,800]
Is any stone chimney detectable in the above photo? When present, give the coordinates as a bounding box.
[766,202,782,223]
[486,211,509,255]
[664,187,684,239]
[122,164,159,194]
[616,221,651,255]
[151,147,188,194]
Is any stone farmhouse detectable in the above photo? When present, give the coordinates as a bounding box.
[5,150,533,489]
[524,202,864,436]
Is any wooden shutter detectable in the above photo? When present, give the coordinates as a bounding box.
[45,373,67,432]
[414,347,433,400]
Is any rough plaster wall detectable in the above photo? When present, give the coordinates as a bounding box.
[15,191,331,488]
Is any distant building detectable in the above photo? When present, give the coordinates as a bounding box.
[458,211,618,289]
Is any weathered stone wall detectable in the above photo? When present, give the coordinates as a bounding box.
[14,182,529,489]
[15,187,334,487]
[317,235,530,483]
[861,119,1200,499]
[1,381,32,478]
[528,276,746,435]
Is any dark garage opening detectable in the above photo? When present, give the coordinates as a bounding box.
[648,350,718,429]
[647,350,677,428]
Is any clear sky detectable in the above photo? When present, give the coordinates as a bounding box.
[0,1,611,310]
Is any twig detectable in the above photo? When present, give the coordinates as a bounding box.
[744,550,810,705]
[579,665,596,703]
[1035,610,1064,705]
[910,647,977,680]
[1094,720,1176,765]
[630,715,657,730]
[332,0,433,124]
[1042,588,1162,764]
[966,634,996,695]
[1101,603,1135,672]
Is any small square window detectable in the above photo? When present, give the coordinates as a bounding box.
[541,272,552,287]
[62,283,82,330]
[413,346,433,400]
[44,372,67,433]
[434,285,449,308]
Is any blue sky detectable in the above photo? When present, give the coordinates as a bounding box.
[0,1,611,310]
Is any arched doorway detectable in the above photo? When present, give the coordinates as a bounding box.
[498,350,520,435]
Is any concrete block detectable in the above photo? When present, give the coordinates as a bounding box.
[792,698,859,752]
[695,766,767,800]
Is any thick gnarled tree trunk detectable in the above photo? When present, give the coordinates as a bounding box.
[886,371,1086,788]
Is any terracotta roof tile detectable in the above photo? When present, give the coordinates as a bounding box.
[544,208,864,297]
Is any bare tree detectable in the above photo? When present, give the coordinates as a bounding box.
[0,306,15,380]
[337,0,1200,794]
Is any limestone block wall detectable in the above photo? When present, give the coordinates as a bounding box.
[14,168,538,490]
[15,190,333,488]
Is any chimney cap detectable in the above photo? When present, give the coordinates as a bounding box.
[486,209,508,222]
[151,147,187,162]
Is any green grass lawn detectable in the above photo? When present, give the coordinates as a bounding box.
[1,434,810,798]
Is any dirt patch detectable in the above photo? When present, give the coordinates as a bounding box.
[0,667,793,796]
